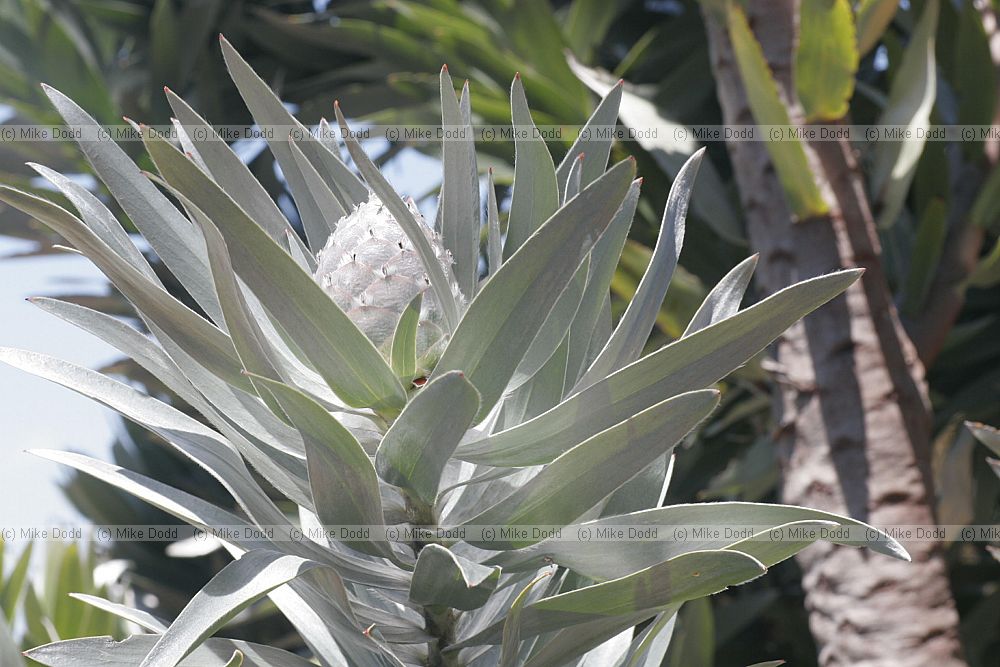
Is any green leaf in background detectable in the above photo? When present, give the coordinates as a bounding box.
[855,0,899,56]
[409,544,500,610]
[0,612,25,667]
[871,0,939,229]
[0,541,32,619]
[727,3,829,219]
[969,236,1000,288]
[795,0,858,122]
[902,198,947,316]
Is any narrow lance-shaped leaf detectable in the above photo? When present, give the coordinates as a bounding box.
[32,449,410,590]
[433,158,635,420]
[457,269,861,466]
[0,187,253,394]
[138,550,327,667]
[391,293,421,380]
[438,67,479,297]
[375,371,480,506]
[485,168,503,278]
[41,85,224,324]
[185,199,289,420]
[577,149,702,390]
[250,375,392,558]
[504,74,559,259]
[0,349,287,528]
[555,80,623,188]
[142,128,407,414]
[29,163,160,284]
[219,36,334,250]
[871,0,939,228]
[499,572,553,666]
[683,253,758,336]
[451,550,765,647]
[286,135,346,235]
[26,636,316,667]
[461,390,720,549]
[335,102,461,331]
[491,501,909,580]
[409,544,500,611]
[565,179,642,386]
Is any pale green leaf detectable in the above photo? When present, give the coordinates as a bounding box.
[452,550,765,647]
[390,293,421,380]
[555,80,623,188]
[461,390,719,549]
[566,180,641,386]
[485,169,503,277]
[499,572,552,666]
[0,186,252,394]
[250,376,391,558]
[409,544,499,611]
[434,158,635,421]
[578,149,701,389]
[683,254,758,336]
[69,594,168,633]
[137,550,324,667]
[375,371,480,505]
[492,501,909,580]
[219,37,333,251]
[32,450,409,590]
[504,75,559,259]
[41,85,224,324]
[456,270,860,466]
[439,68,479,297]
[29,163,159,284]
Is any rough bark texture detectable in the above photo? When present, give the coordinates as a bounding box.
[702,2,965,665]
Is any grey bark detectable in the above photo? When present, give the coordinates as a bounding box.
[702,2,965,664]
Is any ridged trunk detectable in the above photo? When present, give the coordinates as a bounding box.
[702,1,966,664]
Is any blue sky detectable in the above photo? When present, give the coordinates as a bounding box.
[0,236,118,527]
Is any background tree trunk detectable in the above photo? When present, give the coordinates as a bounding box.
[702,1,965,664]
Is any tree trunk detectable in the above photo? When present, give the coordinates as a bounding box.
[702,2,965,664]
